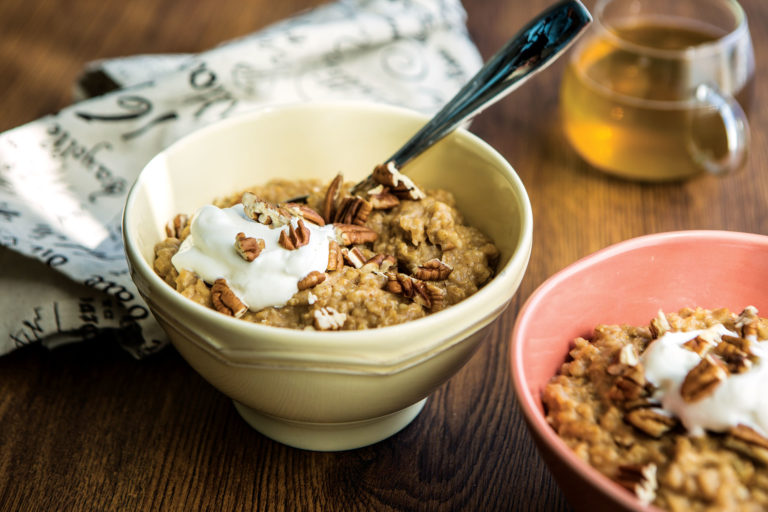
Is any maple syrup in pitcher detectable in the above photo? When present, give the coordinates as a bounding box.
[561,0,754,181]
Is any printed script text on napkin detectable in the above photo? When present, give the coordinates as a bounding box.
[0,0,482,358]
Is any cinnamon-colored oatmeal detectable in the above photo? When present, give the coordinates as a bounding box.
[153,166,498,330]
[543,307,768,511]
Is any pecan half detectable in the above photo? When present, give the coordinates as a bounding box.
[367,185,400,209]
[721,334,752,353]
[385,272,419,298]
[372,162,426,200]
[234,232,266,262]
[297,270,326,290]
[420,282,446,312]
[282,203,326,226]
[211,278,248,318]
[322,173,343,224]
[279,219,311,250]
[615,464,658,506]
[165,213,189,239]
[384,272,445,311]
[334,196,372,226]
[680,354,728,403]
[342,247,366,269]
[730,424,768,450]
[334,223,378,245]
[326,241,344,271]
[625,408,677,438]
[242,192,292,227]
[412,258,453,281]
[313,307,346,331]
[724,424,768,464]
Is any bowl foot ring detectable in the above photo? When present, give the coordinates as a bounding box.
[232,398,427,451]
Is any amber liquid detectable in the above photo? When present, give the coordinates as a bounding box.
[561,19,753,181]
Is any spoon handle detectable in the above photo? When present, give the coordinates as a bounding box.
[388,0,591,169]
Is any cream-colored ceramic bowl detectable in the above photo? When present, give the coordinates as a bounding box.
[123,102,532,451]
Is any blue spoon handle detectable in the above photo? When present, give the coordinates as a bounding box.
[389,0,592,169]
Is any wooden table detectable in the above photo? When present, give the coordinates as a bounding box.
[1,0,766,510]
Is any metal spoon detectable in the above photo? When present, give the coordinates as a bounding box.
[350,0,592,195]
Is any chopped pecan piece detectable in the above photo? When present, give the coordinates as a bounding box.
[680,354,728,403]
[334,223,378,245]
[234,232,266,262]
[322,173,343,224]
[736,305,759,337]
[618,343,639,367]
[313,307,346,331]
[326,241,344,271]
[624,408,677,438]
[615,464,658,506]
[297,270,326,290]
[165,213,189,238]
[365,253,397,272]
[282,203,326,226]
[333,196,372,226]
[367,185,400,209]
[372,162,426,200]
[624,398,661,411]
[242,192,292,227]
[412,258,453,281]
[342,247,366,269]
[211,278,248,318]
[609,365,647,402]
[742,321,759,339]
[714,336,754,373]
[682,335,713,356]
[279,219,311,250]
[649,310,671,339]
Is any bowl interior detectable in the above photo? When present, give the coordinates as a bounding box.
[128,102,527,269]
[511,230,768,509]
[124,101,532,364]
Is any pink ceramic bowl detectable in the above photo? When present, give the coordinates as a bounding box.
[510,230,768,512]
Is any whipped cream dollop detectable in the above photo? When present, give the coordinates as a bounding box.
[171,204,335,311]
[641,324,768,437]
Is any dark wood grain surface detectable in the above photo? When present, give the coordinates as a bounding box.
[1,0,766,510]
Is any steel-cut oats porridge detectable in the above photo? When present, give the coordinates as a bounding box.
[543,306,768,511]
[153,163,499,330]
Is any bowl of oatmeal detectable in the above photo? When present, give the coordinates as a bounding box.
[510,230,768,511]
[123,101,532,451]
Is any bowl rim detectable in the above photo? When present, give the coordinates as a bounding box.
[509,229,768,511]
[123,100,533,365]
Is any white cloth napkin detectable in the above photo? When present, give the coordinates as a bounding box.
[0,0,482,358]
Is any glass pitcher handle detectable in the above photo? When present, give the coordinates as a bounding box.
[688,83,750,175]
